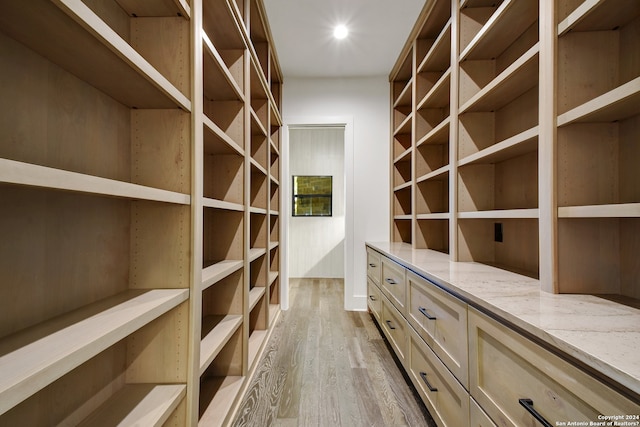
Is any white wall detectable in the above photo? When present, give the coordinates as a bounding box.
[281,77,390,311]
[289,127,345,278]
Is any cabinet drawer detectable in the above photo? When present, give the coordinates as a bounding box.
[408,327,470,427]
[381,257,406,313]
[470,397,497,427]
[469,308,640,427]
[366,248,381,285]
[407,271,468,388]
[381,296,407,364]
[367,278,381,321]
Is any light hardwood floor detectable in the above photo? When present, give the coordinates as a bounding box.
[232,278,436,427]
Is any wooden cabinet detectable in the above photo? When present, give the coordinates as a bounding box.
[367,247,382,286]
[367,278,382,321]
[0,0,282,425]
[469,398,496,427]
[408,327,470,427]
[468,307,639,426]
[391,0,640,300]
[407,271,468,388]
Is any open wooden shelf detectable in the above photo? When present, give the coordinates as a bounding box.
[200,314,243,376]
[0,289,188,416]
[0,1,190,111]
[416,218,449,253]
[250,212,268,250]
[77,384,186,427]
[416,173,449,215]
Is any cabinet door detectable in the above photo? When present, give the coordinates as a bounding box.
[407,270,468,388]
[367,278,382,321]
[381,296,408,365]
[366,247,382,286]
[408,327,470,427]
[381,256,407,314]
[468,308,640,427]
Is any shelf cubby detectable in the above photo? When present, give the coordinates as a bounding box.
[393,219,413,244]
[250,62,270,132]
[458,150,538,213]
[203,207,244,269]
[270,213,280,244]
[393,186,413,217]
[416,219,450,253]
[0,291,188,423]
[392,50,413,103]
[416,141,449,180]
[203,147,244,206]
[198,328,244,427]
[270,180,280,212]
[250,254,267,290]
[393,150,412,188]
[250,162,268,210]
[251,129,269,172]
[416,173,449,215]
[249,0,269,79]
[558,218,639,299]
[0,0,190,111]
[270,123,281,154]
[558,118,640,210]
[270,245,280,274]
[415,0,451,70]
[458,218,539,278]
[250,212,268,250]
[201,269,244,374]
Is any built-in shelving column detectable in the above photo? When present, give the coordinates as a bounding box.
[413,0,453,254]
[0,0,193,425]
[456,0,540,278]
[555,0,640,300]
[391,52,415,244]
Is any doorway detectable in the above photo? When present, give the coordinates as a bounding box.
[288,126,346,279]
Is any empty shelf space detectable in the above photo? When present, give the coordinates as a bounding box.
[111,0,190,18]
[417,20,452,74]
[460,43,539,114]
[416,218,449,253]
[416,174,449,215]
[458,209,539,219]
[203,208,244,267]
[0,289,188,416]
[199,376,244,427]
[249,248,267,262]
[558,0,640,35]
[393,218,412,244]
[204,115,245,156]
[248,330,268,368]
[417,117,450,147]
[0,1,190,110]
[77,384,186,427]
[202,260,244,290]
[458,126,538,166]
[393,77,413,108]
[203,33,244,102]
[558,78,640,126]
[460,0,538,61]
[558,217,639,296]
[200,315,243,375]
[393,186,412,217]
[394,112,414,136]
[202,0,245,51]
[458,218,539,279]
[0,159,190,205]
[249,287,266,311]
[417,70,451,110]
[268,271,279,286]
[202,198,244,212]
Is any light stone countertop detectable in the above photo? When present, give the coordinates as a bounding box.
[366,241,640,399]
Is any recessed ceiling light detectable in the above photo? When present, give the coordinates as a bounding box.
[333,25,348,40]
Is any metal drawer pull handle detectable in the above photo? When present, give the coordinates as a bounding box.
[418,306,436,320]
[385,278,397,285]
[519,399,552,427]
[419,372,438,392]
[369,263,377,267]
[369,295,376,301]
[385,320,396,330]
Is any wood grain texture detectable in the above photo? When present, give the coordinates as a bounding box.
[231,278,435,427]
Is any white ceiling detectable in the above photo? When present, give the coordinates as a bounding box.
[262,0,426,78]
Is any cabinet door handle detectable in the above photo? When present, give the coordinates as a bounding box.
[519,399,552,427]
[369,263,377,268]
[369,295,376,301]
[385,320,396,330]
[418,306,436,320]
[385,278,397,285]
[419,372,438,392]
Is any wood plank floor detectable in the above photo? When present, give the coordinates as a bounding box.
[231,278,437,427]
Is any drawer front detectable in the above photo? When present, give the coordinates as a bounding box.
[407,271,469,388]
[367,278,381,321]
[468,308,640,427]
[408,328,470,427]
[381,257,407,313]
[366,248,381,285]
[470,397,497,427]
[381,296,407,364]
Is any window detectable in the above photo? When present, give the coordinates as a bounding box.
[292,175,332,216]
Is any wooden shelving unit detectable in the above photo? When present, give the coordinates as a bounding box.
[0,0,282,425]
[390,0,639,298]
